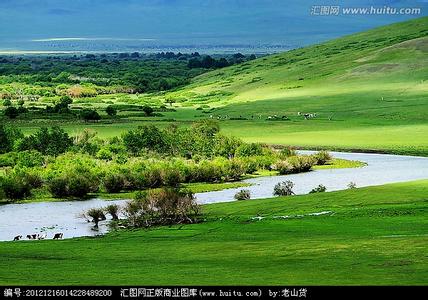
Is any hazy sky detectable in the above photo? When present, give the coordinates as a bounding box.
[0,0,426,51]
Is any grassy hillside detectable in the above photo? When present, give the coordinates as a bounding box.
[160,17,428,155]
[169,17,427,108]
[1,180,427,285]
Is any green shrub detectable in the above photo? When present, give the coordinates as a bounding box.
[103,173,126,193]
[123,188,200,227]
[161,167,184,187]
[234,189,251,200]
[311,151,332,165]
[96,148,113,160]
[142,167,163,188]
[274,155,315,174]
[235,143,264,157]
[0,174,33,200]
[104,204,119,220]
[48,177,69,198]
[279,147,297,158]
[48,172,98,198]
[16,150,44,168]
[309,184,327,193]
[273,181,295,196]
[0,152,17,167]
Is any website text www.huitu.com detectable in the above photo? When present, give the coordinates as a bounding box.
[310,5,422,16]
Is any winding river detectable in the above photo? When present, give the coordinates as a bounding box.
[1,151,428,241]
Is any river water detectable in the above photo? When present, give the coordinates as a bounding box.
[1,151,427,241]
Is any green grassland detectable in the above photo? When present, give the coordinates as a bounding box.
[1,180,427,285]
[5,17,427,155]
[160,17,428,155]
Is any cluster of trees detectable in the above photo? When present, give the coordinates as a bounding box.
[187,53,256,69]
[0,52,258,94]
[0,122,331,202]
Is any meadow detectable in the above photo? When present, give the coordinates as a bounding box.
[3,17,427,155]
[0,16,427,287]
[0,180,427,285]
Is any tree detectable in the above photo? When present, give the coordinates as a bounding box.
[53,95,73,113]
[201,55,215,68]
[86,208,106,228]
[104,204,119,220]
[2,99,11,106]
[81,109,101,121]
[0,125,23,154]
[235,143,264,157]
[105,105,117,116]
[17,126,72,156]
[4,107,19,119]
[165,98,176,106]
[122,125,169,155]
[142,105,154,116]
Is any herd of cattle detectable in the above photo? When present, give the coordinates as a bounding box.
[208,112,318,120]
[13,233,63,241]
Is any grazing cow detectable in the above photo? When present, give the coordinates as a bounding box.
[13,235,22,241]
[26,234,35,240]
[53,233,63,240]
[38,233,47,240]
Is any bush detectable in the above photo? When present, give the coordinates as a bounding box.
[311,151,332,165]
[235,143,264,157]
[4,106,19,119]
[223,160,245,181]
[104,204,119,220]
[309,184,327,194]
[81,109,101,121]
[161,167,183,187]
[48,173,97,198]
[0,173,34,200]
[348,182,357,189]
[142,167,163,188]
[273,181,295,196]
[234,189,251,200]
[48,177,69,198]
[275,155,316,174]
[96,148,113,160]
[105,105,117,116]
[103,173,126,193]
[123,188,200,227]
[274,160,293,175]
[279,147,297,158]
[16,150,44,168]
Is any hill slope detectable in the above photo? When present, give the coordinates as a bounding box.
[162,17,428,155]
[168,16,427,109]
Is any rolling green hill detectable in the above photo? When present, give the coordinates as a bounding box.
[162,17,428,155]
